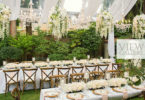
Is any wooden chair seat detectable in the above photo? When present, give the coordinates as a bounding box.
[70,73,84,82]
[50,75,67,88]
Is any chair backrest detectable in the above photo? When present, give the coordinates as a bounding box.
[40,67,54,81]
[57,67,70,76]
[89,71,104,80]
[72,66,84,74]
[11,88,20,100]
[50,75,66,88]
[85,65,97,72]
[70,73,84,82]
[3,69,19,84]
[97,64,109,73]
[22,68,37,82]
[112,63,122,71]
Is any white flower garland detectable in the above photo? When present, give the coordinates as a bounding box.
[96,11,113,39]
[132,14,145,38]
[48,2,68,40]
[0,3,10,39]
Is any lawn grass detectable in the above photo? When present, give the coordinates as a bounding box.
[0,90,40,100]
[0,90,144,100]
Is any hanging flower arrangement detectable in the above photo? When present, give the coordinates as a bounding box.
[0,3,10,39]
[132,14,145,38]
[96,11,113,39]
[48,1,68,40]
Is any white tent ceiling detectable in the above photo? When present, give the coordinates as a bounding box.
[0,0,137,23]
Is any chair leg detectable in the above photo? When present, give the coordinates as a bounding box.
[22,83,25,94]
[5,84,8,95]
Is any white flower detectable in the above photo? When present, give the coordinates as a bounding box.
[4,63,18,69]
[86,80,108,89]
[133,14,145,38]
[35,62,48,67]
[130,76,139,83]
[108,78,127,87]
[17,63,33,68]
[62,82,85,93]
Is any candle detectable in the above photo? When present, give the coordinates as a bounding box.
[124,72,129,78]
[106,72,111,80]
[73,57,76,61]
[87,55,90,59]
[46,58,50,62]
[3,61,7,66]
[84,72,89,79]
[32,57,35,62]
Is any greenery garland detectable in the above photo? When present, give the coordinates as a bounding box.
[0,3,10,39]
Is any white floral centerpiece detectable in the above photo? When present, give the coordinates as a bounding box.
[133,14,145,38]
[0,3,10,39]
[17,63,33,68]
[86,80,108,90]
[62,82,85,93]
[48,0,68,40]
[96,11,114,39]
[127,76,141,86]
[34,62,48,67]
[4,63,18,69]
[108,78,127,87]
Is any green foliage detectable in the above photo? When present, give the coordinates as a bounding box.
[0,46,23,61]
[48,41,70,60]
[80,23,102,56]
[49,54,65,61]
[67,47,88,60]
[68,22,102,57]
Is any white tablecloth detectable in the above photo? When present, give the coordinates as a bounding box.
[0,64,114,94]
[40,86,142,100]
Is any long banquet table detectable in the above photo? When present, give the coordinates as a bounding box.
[0,63,117,94]
[40,86,143,100]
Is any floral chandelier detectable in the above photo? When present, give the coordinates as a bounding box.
[115,19,132,33]
[96,11,114,39]
[0,3,10,39]
[132,14,145,39]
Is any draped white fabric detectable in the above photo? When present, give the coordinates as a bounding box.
[108,26,115,62]
[40,0,65,24]
[107,0,137,62]
[1,0,21,21]
[84,0,103,18]
[109,0,137,21]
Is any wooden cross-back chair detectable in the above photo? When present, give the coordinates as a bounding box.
[71,73,84,82]
[3,69,20,94]
[71,66,84,82]
[57,67,70,76]
[71,66,84,74]
[85,65,97,72]
[11,88,20,100]
[50,75,67,88]
[112,63,122,71]
[89,71,104,80]
[97,64,109,73]
[107,70,122,78]
[40,67,54,89]
[22,68,37,93]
